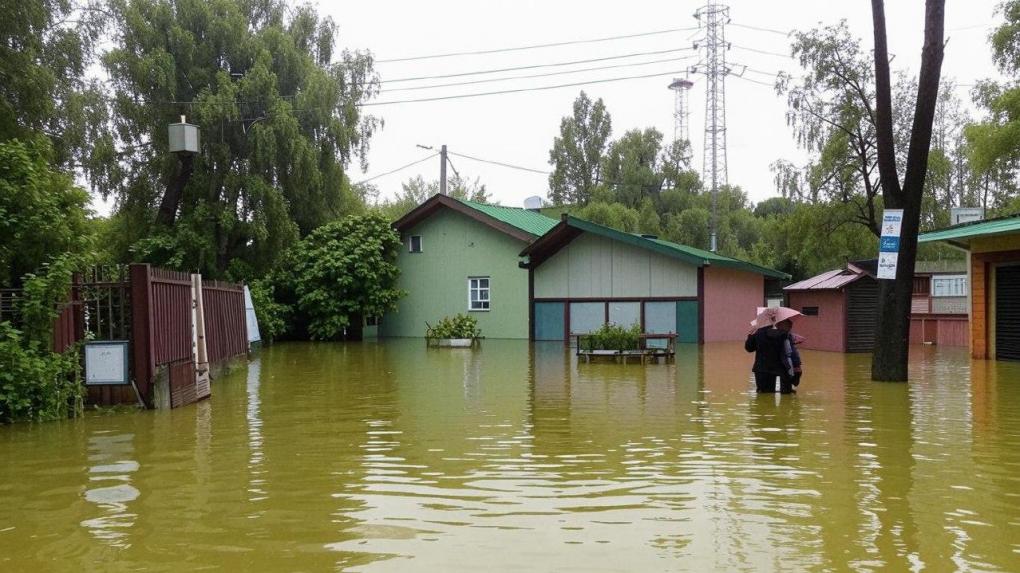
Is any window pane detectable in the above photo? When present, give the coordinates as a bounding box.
[479,278,489,288]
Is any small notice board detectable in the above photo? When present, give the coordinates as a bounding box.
[84,341,130,386]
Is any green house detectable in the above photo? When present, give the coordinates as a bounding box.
[381,194,557,339]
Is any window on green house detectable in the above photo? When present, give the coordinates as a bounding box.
[468,277,490,311]
[409,235,422,253]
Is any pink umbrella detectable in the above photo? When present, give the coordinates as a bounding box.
[748,306,803,333]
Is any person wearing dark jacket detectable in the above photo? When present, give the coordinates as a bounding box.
[744,323,796,394]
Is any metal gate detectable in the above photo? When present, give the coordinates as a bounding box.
[995,265,1020,361]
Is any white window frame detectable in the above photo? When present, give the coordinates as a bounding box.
[468,277,490,311]
[408,235,423,253]
[931,274,967,297]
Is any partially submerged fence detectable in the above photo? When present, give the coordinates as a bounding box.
[3,264,250,409]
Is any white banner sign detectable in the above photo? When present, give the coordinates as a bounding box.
[877,252,899,280]
[877,209,904,280]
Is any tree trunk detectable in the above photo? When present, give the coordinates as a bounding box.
[870,0,945,382]
[156,154,193,227]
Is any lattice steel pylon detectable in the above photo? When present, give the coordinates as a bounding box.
[668,76,694,164]
[694,0,730,251]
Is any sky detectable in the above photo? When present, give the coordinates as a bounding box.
[86,1,1007,214]
[322,0,1004,210]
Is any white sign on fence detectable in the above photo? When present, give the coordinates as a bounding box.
[877,209,904,280]
[84,341,130,385]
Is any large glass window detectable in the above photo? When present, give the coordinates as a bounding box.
[468,277,490,311]
[932,275,967,297]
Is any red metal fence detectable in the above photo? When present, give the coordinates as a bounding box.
[202,279,248,364]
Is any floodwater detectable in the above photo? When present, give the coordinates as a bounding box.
[2,341,1020,572]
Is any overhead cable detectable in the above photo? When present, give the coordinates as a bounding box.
[363,69,690,107]
[382,55,698,92]
[383,47,696,83]
[730,22,792,36]
[354,152,438,185]
[376,26,701,63]
[448,151,550,175]
[731,44,791,58]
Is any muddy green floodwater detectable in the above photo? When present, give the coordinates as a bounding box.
[2,340,1020,572]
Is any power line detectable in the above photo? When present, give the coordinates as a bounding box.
[382,47,696,83]
[448,151,550,175]
[731,44,791,58]
[730,22,792,36]
[354,152,438,185]
[362,69,691,107]
[731,74,776,87]
[382,55,698,93]
[376,26,702,63]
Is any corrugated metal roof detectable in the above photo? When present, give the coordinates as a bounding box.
[919,214,1020,247]
[784,268,864,291]
[458,199,559,237]
[646,237,790,279]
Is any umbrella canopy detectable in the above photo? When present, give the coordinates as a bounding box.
[748,306,803,332]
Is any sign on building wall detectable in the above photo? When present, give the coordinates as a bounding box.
[877,209,903,280]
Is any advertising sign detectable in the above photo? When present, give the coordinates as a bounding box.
[877,209,903,280]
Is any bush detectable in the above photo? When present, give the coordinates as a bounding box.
[584,323,642,351]
[248,279,290,342]
[0,254,86,423]
[427,314,481,339]
[287,214,405,340]
[0,323,82,423]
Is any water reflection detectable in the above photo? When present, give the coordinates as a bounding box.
[246,356,267,507]
[80,432,138,548]
[3,339,1020,571]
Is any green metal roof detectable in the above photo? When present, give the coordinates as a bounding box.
[919,215,1020,248]
[545,216,790,279]
[458,199,559,237]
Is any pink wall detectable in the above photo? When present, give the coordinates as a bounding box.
[787,290,846,353]
[702,267,764,342]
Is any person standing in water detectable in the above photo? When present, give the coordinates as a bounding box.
[744,320,797,394]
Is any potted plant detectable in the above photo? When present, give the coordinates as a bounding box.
[425,314,482,347]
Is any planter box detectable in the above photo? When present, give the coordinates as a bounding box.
[436,338,474,348]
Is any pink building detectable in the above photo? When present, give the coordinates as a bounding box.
[786,260,969,353]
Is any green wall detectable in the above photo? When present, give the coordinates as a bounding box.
[381,208,531,339]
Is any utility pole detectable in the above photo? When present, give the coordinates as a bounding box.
[440,144,448,195]
[693,0,730,252]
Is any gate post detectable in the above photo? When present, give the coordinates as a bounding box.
[130,264,155,408]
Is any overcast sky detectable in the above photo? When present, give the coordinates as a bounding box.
[326,0,1003,210]
[88,1,1006,215]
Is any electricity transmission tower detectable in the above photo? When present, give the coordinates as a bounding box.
[668,76,694,164]
[693,0,730,252]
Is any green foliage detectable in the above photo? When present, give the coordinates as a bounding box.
[583,323,642,351]
[0,254,87,424]
[548,91,612,205]
[0,0,111,177]
[248,279,290,342]
[0,138,93,287]
[285,213,405,340]
[102,0,379,277]
[374,173,491,221]
[426,314,481,339]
